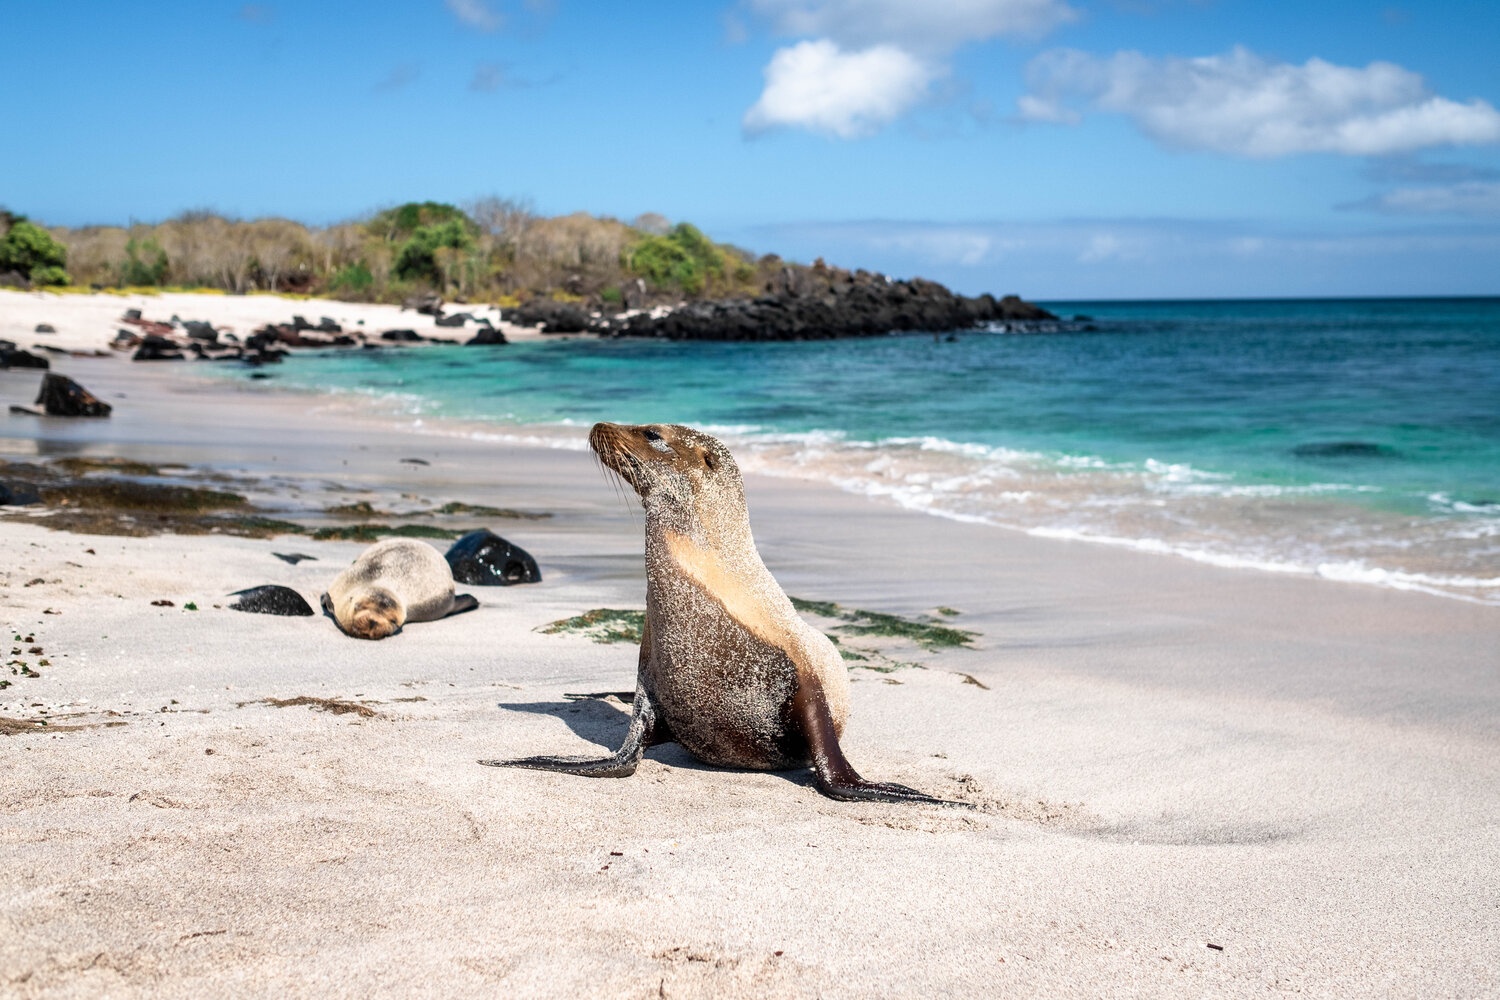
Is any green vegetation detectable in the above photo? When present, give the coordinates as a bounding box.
[25,199,791,308]
[789,596,976,651]
[308,524,464,542]
[431,501,550,519]
[627,223,726,296]
[538,609,647,645]
[120,237,168,286]
[0,217,70,285]
[536,600,977,679]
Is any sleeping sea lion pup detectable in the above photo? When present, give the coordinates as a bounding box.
[482,421,948,803]
[322,538,478,640]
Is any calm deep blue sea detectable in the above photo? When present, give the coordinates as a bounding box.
[235,297,1500,603]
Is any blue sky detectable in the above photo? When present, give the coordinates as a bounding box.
[7,0,1500,298]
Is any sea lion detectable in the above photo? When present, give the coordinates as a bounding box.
[483,422,947,803]
[321,538,478,640]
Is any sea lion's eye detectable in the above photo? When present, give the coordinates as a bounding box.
[642,428,673,453]
[642,428,662,441]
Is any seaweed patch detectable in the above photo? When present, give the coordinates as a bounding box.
[244,696,378,718]
[309,523,465,542]
[538,608,647,645]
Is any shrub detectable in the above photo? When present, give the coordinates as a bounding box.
[394,219,475,284]
[0,220,70,284]
[369,202,476,242]
[30,265,70,286]
[330,261,374,293]
[120,238,169,286]
[626,223,725,296]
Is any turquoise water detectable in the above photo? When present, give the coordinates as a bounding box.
[234,297,1500,603]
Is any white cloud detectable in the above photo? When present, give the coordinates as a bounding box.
[868,228,1001,264]
[446,0,501,32]
[743,40,937,139]
[1019,46,1500,157]
[743,0,1074,138]
[1346,181,1500,216]
[747,0,1077,54]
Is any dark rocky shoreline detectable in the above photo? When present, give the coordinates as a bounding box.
[509,264,1060,341]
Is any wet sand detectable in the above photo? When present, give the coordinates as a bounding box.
[1,300,1498,997]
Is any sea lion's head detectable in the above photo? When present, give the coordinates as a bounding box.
[589,422,746,536]
[343,587,405,640]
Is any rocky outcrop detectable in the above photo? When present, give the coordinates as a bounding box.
[465,327,508,346]
[508,299,589,334]
[506,265,1057,341]
[34,373,112,417]
[0,340,49,369]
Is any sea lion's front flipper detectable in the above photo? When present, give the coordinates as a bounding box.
[480,682,666,778]
[793,675,958,806]
[481,623,673,778]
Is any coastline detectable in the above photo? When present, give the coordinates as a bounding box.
[2,299,1498,995]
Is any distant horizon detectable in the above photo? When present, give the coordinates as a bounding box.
[10,2,1500,299]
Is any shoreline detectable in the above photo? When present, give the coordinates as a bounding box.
[2,335,1498,995]
[5,288,1499,608]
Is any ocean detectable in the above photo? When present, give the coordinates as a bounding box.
[233,297,1500,605]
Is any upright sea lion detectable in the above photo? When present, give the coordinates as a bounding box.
[483,422,946,803]
[322,538,478,640]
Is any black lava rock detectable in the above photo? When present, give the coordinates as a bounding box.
[132,335,185,361]
[465,327,509,346]
[0,340,50,369]
[445,530,541,586]
[34,373,112,417]
[228,585,316,616]
[0,481,43,506]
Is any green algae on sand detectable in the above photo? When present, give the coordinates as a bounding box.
[538,609,646,645]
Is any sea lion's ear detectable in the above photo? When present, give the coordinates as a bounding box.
[702,449,717,471]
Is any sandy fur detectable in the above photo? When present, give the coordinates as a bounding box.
[324,538,458,639]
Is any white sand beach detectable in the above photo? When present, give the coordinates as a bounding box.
[2,293,1498,997]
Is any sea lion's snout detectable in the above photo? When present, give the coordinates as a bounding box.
[346,591,402,640]
[590,422,663,496]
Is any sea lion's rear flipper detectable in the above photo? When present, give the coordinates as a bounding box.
[446,593,479,617]
[479,682,668,778]
[793,676,959,806]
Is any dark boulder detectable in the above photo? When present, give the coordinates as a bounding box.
[316,317,342,333]
[0,481,43,506]
[0,341,49,369]
[132,335,185,361]
[34,373,112,417]
[445,530,541,586]
[435,312,472,328]
[514,299,588,333]
[228,585,316,616]
[381,329,424,343]
[465,327,509,346]
[181,320,218,342]
[34,323,56,334]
